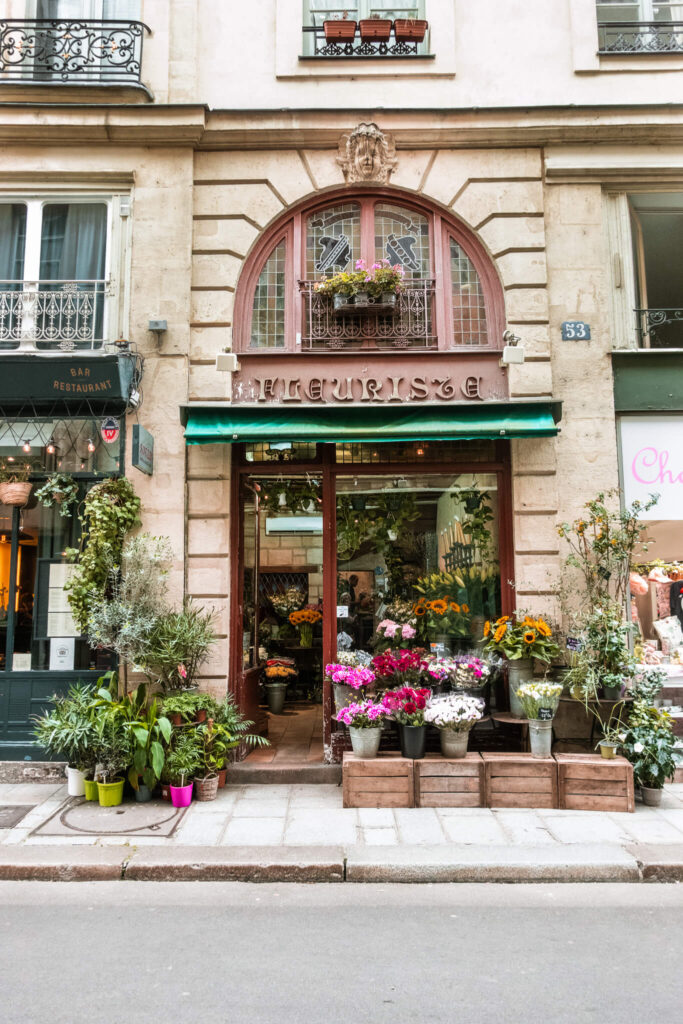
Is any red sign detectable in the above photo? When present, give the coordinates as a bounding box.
[100,417,120,444]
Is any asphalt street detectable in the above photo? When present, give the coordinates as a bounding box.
[1,881,681,1024]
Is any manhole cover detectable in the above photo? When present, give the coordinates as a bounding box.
[31,798,188,838]
[0,805,33,828]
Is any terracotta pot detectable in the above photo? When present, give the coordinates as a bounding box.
[217,767,227,789]
[170,713,182,727]
[323,19,356,41]
[195,708,207,723]
[0,481,32,507]
[359,18,392,40]
[161,783,171,801]
[394,18,428,42]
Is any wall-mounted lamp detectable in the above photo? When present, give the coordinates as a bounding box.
[500,329,525,366]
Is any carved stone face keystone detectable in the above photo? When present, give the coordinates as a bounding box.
[337,122,398,184]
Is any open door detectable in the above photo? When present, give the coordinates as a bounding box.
[237,478,267,736]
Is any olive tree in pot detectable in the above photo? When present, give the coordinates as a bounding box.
[165,731,202,807]
[32,682,99,796]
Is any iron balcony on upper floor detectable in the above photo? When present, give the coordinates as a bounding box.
[0,280,109,353]
[598,20,683,53]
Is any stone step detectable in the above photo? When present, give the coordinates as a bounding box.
[228,763,342,785]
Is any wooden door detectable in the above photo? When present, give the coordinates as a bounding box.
[237,479,267,735]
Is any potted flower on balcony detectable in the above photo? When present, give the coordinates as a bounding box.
[0,461,33,507]
[35,473,79,518]
[323,11,357,42]
[394,17,428,43]
[314,269,363,310]
[359,16,392,41]
[364,259,405,308]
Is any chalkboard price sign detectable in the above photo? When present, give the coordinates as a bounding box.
[538,707,554,721]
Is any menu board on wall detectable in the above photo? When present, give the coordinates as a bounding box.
[620,415,683,521]
[47,563,80,638]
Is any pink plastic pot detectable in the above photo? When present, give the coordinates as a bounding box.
[170,782,193,807]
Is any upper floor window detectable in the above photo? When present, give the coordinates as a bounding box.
[302,2,429,58]
[597,1,683,53]
[0,198,113,352]
[240,192,501,354]
[630,193,683,348]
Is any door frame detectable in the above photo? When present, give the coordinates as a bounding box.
[229,442,514,754]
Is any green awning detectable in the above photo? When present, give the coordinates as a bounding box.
[182,401,561,445]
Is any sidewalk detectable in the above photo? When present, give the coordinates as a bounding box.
[2,780,683,882]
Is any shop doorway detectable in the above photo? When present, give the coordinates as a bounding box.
[231,442,513,765]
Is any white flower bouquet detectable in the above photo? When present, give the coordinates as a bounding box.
[515,681,563,720]
[424,694,484,732]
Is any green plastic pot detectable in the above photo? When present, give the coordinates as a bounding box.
[83,778,99,801]
[97,778,125,807]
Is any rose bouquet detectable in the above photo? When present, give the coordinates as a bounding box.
[453,656,490,690]
[371,648,428,689]
[515,681,563,719]
[335,699,387,729]
[425,693,484,732]
[289,605,322,647]
[374,618,417,652]
[381,686,432,726]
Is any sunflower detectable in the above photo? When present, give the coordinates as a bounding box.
[461,603,469,614]
[536,620,551,637]
[415,605,426,617]
[430,599,448,615]
[493,623,507,643]
[484,620,491,637]
[449,602,461,613]
[523,629,537,644]
[496,615,510,624]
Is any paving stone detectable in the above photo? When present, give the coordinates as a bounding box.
[189,790,239,813]
[0,806,33,828]
[361,828,399,846]
[624,843,683,881]
[358,808,396,828]
[612,815,683,845]
[174,813,227,845]
[0,784,64,804]
[284,809,358,846]
[394,808,446,845]
[439,813,508,845]
[124,845,345,882]
[231,799,289,818]
[541,814,633,845]
[221,818,285,846]
[235,785,292,800]
[655,808,683,832]
[494,811,559,845]
[346,845,641,883]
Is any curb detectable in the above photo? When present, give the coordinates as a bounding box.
[0,846,127,881]
[625,843,683,882]
[123,845,345,882]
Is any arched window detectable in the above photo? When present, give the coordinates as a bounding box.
[238,191,502,353]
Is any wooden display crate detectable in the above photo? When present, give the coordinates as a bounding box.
[483,752,558,809]
[342,752,414,808]
[556,753,635,812]
[414,753,484,808]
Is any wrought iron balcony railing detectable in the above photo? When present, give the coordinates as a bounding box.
[300,279,436,351]
[598,20,683,53]
[302,23,427,58]
[0,19,150,90]
[635,307,683,347]
[0,281,108,353]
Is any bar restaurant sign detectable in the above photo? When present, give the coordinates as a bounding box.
[620,415,683,520]
[0,355,134,408]
[232,353,509,405]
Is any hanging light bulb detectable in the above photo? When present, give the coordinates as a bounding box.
[7,455,14,463]
[87,438,96,454]
[80,462,85,470]
[416,446,425,457]
[22,440,31,453]
[46,440,56,455]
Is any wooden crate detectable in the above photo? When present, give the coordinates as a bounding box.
[556,753,635,813]
[342,752,414,808]
[414,753,484,808]
[483,752,558,809]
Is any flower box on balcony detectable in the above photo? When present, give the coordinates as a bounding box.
[332,292,397,316]
[323,18,357,41]
[359,18,392,41]
[394,18,428,43]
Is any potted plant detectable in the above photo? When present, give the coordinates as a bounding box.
[483,615,559,717]
[335,699,387,758]
[264,660,297,713]
[32,682,98,797]
[0,460,33,507]
[424,693,483,758]
[165,731,202,807]
[596,724,622,760]
[34,473,79,518]
[516,681,563,758]
[141,601,217,693]
[326,662,375,712]
[93,715,132,807]
[621,703,677,806]
[289,605,322,647]
[359,16,392,41]
[120,687,172,802]
[213,694,270,783]
[161,690,218,726]
[323,11,357,41]
[381,685,432,759]
[364,259,405,306]
[394,17,428,42]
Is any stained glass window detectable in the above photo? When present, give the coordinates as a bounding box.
[450,238,488,347]
[374,203,430,281]
[250,240,286,349]
[306,203,361,279]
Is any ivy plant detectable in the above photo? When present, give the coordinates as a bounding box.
[35,473,79,518]
[64,477,141,634]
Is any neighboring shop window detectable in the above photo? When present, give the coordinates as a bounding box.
[250,239,287,349]
[0,199,109,351]
[0,417,121,673]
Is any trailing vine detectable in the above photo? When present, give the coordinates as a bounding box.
[35,473,79,518]
[64,477,141,633]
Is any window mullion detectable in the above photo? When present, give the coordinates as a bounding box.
[23,201,42,283]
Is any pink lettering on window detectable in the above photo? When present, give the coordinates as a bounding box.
[631,447,683,486]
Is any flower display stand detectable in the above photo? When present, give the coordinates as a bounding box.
[414,753,484,808]
[482,752,558,809]
[555,753,635,812]
[342,752,414,808]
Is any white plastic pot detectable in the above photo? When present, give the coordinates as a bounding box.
[66,766,86,797]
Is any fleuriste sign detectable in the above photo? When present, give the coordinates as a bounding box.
[620,415,683,520]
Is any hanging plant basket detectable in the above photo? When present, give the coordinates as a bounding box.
[359,18,392,41]
[394,18,428,42]
[324,19,357,41]
[0,481,33,507]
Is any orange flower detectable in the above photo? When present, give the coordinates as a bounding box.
[496,616,510,624]
[523,629,537,644]
[415,605,426,617]
[430,599,448,615]
[493,623,507,643]
[536,620,551,637]
[484,620,491,637]
[461,603,469,614]
[449,602,461,613]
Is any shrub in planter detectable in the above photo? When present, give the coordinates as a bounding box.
[32,682,100,796]
[213,694,269,771]
[359,17,392,40]
[96,684,172,796]
[394,18,428,42]
[34,473,79,518]
[621,703,677,804]
[142,601,217,693]
[161,690,218,725]
[165,731,202,807]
